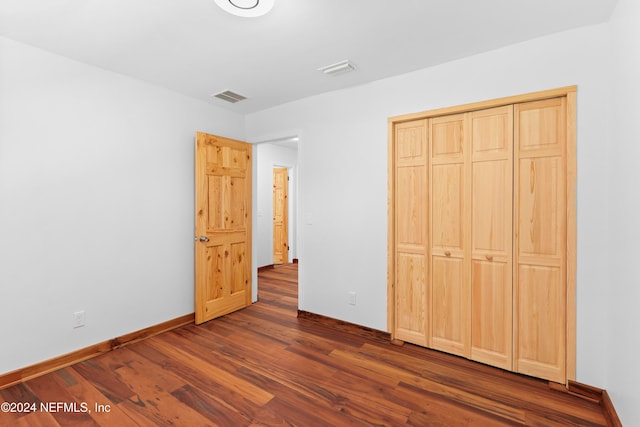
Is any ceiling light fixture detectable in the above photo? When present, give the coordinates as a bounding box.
[214,0,274,18]
[317,60,357,76]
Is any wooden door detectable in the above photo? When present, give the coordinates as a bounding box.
[429,113,470,357]
[514,98,567,383]
[195,132,252,324]
[272,167,289,265]
[469,106,514,370]
[392,119,429,346]
[388,87,576,384]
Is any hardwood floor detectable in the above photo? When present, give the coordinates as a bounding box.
[0,263,608,426]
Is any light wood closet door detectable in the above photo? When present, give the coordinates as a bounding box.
[469,106,514,370]
[393,120,429,346]
[429,114,470,357]
[389,88,575,384]
[514,98,567,383]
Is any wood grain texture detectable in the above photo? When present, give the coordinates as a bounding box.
[389,87,577,385]
[469,106,514,370]
[514,98,567,383]
[0,314,194,390]
[392,119,429,346]
[429,114,469,357]
[272,167,288,264]
[565,91,577,381]
[195,131,252,324]
[0,264,611,426]
[389,85,577,123]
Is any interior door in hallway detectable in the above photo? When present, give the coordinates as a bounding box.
[273,167,288,264]
[195,132,252,324]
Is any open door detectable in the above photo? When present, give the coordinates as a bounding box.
[195,132,252,324]
[273,167,288,264]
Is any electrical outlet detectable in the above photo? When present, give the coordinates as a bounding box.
[73,310,86,328]
[348,291,357,306]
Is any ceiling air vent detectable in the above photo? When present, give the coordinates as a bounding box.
[212,90,247,103]
[317,60,357,76]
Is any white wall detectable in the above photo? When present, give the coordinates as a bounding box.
[607,0,640,424]
[0,36,245,374]
[247,23,612,390]
[255,142,298,268]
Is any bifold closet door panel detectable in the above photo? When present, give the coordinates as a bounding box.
[514,98,567,383]
[469,106,514,370]
[429,114,470,357]
[393,120,429,346]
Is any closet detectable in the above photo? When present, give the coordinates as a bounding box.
[387,87,576,384]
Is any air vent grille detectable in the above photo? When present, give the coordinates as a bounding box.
[317,60,357,76]
[212,90,247,103]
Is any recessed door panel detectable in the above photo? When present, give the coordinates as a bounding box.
[472,116,509,154]
[517,98,565,153]
[431,256,466,356]
[471,260,512,369]
[397,166,426,246]
[515,264,565,382]
[472,160,510,254]
[431,164,464,252]
[397,124,426,161]
[431,115,464,159]
[518,157,561,258]
[395,253,428,345]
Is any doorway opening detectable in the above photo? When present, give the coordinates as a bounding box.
[254,136,299,302]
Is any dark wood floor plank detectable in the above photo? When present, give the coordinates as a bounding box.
[0,263,609,426]
[72,359,137,405]
[171,384,253,427]
[22,373,99,426]
[126,340,265,421]
[0,410,61,427]
[393,382,518,427]
[54,367,138,427]
[110,359,219,427]
[147,338,274,407]
[358,342,607,425]
[0,383,40,426]
[162,325,375,425]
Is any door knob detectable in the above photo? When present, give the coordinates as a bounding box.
[199,236,210,242]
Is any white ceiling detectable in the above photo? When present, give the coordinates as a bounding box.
[0,0,618,114]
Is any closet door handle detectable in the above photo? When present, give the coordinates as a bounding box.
[444,251,451,257]
[485,255,493,261]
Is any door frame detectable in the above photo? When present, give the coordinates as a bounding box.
[387,86,577,382]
